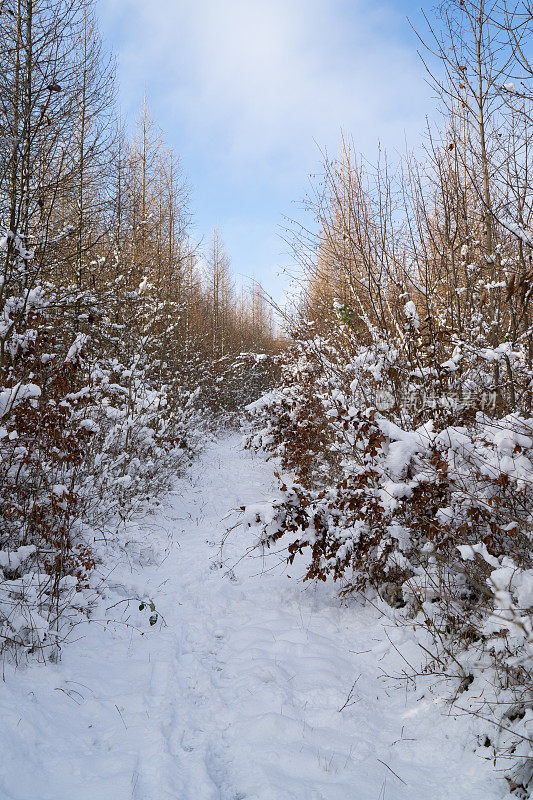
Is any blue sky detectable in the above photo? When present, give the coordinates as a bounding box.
[98,0,434,302]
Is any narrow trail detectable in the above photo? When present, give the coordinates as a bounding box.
[0,436,504,800]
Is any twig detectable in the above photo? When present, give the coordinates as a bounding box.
[115,704,128,729]
[377,759,407,785]
[338,675,361,712]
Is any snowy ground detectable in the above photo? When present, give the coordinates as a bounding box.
[0,435,507,799]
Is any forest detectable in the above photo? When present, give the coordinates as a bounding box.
[0,0,532,798]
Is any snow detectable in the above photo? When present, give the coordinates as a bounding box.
[78,419,100,433]
[0,382,41,418]
[0,435,505,799]
[64,333,88,364]
[404,300,420,330]
[0,544,36,572]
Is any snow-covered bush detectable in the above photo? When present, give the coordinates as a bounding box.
[246,312,533,789]
[0,281,203,660]
[195,351,281,427]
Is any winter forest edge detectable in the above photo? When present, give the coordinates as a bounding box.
[1,0,533,798]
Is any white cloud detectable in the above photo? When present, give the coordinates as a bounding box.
[101,0,429,173]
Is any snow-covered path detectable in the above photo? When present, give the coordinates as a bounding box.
[0,436,504,800]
